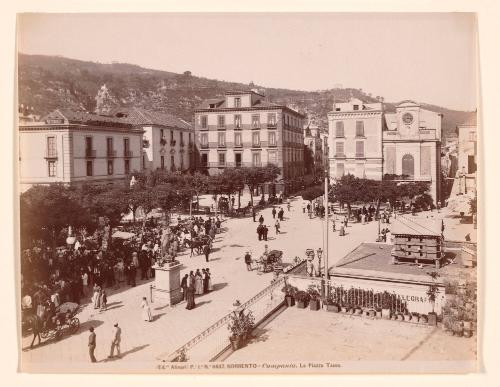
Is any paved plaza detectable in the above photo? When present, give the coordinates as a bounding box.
[21,197,380,371]
[20,193,475,372]
[227,306,477,363]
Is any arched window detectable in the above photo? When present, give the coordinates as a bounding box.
[402,154,415,178]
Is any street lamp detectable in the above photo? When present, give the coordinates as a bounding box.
[316,248,323,276]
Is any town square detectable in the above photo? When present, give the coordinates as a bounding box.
[14,12,480,374]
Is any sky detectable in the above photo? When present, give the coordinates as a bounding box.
[17,13,478,111]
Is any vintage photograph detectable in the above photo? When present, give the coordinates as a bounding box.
[16,13,478,373]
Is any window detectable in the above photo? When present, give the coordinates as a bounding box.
[85,137,93,157]
[201,154,208,167]
[218,132,226,147]
[267,113,277,127]
[335,142,344,156]
[161,156,165,169]
[234,97,241,108]
[160,129,165,139]
[124,159,130,175]
[46,136,56,157]
[252,114,260,128]
[252,152,261,167]
[200,116,208,129]
[217,115,225,129]
[48,160,56,177]
[268,151,277,165]
[336,163,345,178]
[355,141,364,157]
[124,138,130,157]
[235,132,242,147]
[106,137,114,157]
[335,108,341,111]
[180,156,184,170]
[218,152,226,166]
[180,132,184,145]
[200,133,208,148]
[335,121,344,137]
[107,160,113,175]
[235,153,242,167]
[234,114,242,129]
[252,132,260,147]
[86,160,93,176]
[171,155,175,171]
[353,104,359,111]
[356,121,365,137]
[402,154,415,177]
[170,130,174,141]
[268,131,277,146]
[189,133,192,145]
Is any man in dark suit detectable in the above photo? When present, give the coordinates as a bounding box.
[203,244,211,263]
[88,327,97,362]
[30,315,42,348]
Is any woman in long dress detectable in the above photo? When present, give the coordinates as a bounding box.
[194,270,203,295]
[92,286,101,309]
[206,268,213,291]
[141,297,152,322]
[186,272,196,310]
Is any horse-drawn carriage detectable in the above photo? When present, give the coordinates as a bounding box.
[184,234,213,256]
[38,302,80,341]
[258,249,283,273]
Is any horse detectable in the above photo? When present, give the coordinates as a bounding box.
[185,235,212,257]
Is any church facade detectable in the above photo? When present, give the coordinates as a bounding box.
[328,98,442,203]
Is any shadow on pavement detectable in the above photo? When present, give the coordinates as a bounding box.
[100,344,150,362]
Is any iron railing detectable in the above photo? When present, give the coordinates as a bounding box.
[160,276,285,363]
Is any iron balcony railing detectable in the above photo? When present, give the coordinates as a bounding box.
[124,150,133,158]
[85,149,96,158]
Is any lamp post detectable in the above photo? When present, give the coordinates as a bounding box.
[316,248,323,277]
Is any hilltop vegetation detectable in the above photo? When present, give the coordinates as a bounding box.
[18,53,473,137]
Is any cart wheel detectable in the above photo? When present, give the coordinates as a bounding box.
[54,330,62,341]
[40,330,49,339]
[69,317,80,334]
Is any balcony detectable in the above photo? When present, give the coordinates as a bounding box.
[267,123,277,128]
[44,150,58,159]
[85,149,96,158]
[355,153,365,158]
[334,153,346,158]
[107,150,117,158]
[124,150,133,158]
[179,141,185,147]
[217,143,227,148]
[200,143,209,149]
[170,140,176,147]
[234,143,243,148]
[252,143,261,148]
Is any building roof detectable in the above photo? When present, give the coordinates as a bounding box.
[391,216,442,237]
[41,109,133,128]
[330,242,472,284]
[195,96,306,117]
[110,107,192,130]
[458,112,477,127]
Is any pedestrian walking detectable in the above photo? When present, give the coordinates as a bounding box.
[203,243,211,262]
[108,323,121,359]
[202,269,209,293]
[141,297,152,322]
[257,225,262,241]
[275,219,280,234]
[186,271,196,310]
[100,290,107,311]
[262,225,268,241]
[272,207,277,219]
[259,215,264,224]
[206,268,213,291]
[30,315,42,348]
[287,201,291,212]
[88,327,97,363]
[195,269,203,295]
[252,207,256,222]
[245,251,252,271]
[181,274,188,301]
[82,271,89,297]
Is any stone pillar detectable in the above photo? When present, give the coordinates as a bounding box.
[153,262,183,306]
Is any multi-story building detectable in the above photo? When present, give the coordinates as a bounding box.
[110,107,194,172]
[456,114,477,175]
[18,109,143,192]
[194,90,306,184]
[303,121,325,176]
[327,98,443,202]
[328,98,384,180]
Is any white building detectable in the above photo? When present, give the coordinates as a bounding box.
[110,107,194,172]
[327,98,443,202]
[18,109,143,192]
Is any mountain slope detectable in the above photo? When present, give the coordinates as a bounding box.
[17,53,472,137]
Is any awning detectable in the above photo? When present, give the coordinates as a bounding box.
[112,231,136,240]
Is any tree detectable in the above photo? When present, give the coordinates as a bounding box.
[20,184,89,249]
[240,166,280,206]
[153,183,182,223]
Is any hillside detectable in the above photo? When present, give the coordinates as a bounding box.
[17,53,473,137]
